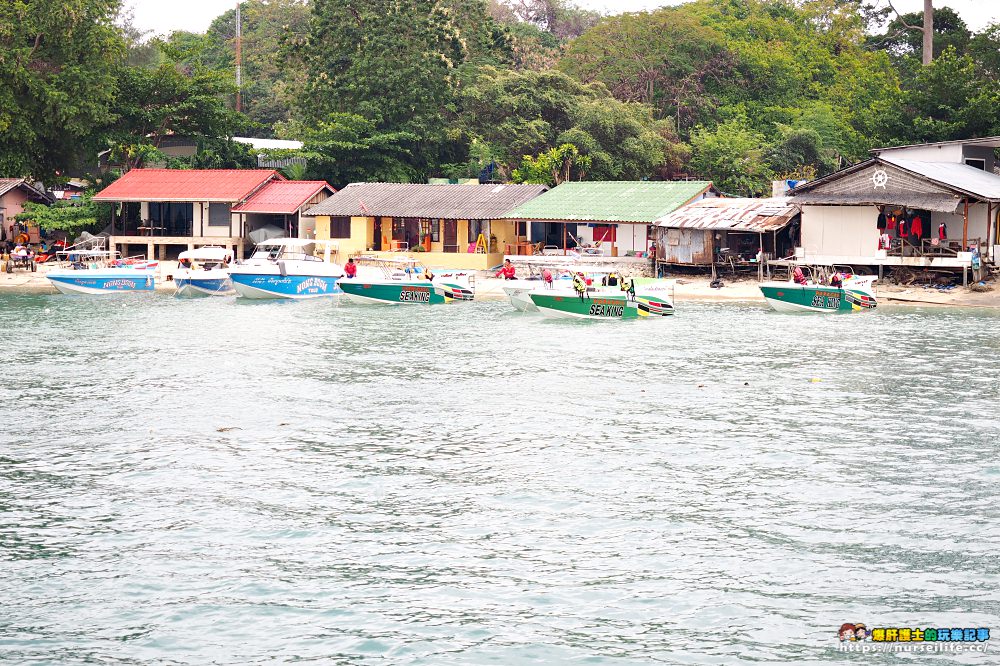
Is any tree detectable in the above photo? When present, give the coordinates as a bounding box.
[105,62,247,172]
[298,0,466,176]
[901,46,999,141]
[454,66,668,181]
[0,0,126,179]
[689,118,773,197]
[871,4,968,70]
[15,194,108,236]
[512,143,591,185]
[172,0,312,133]
[558,8,733,134]
[279,113,421,186]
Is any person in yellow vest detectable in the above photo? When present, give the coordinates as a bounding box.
[572,272,587,301]
[619,275,635,301]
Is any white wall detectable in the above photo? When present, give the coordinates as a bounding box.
[801,206,879,259]
[878,144,964,163]
[932,203,990,245]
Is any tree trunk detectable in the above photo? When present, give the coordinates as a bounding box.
[922,0,933,66]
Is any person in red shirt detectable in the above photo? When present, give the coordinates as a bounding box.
[344,257,357,278]
[495,259,516,280]
[793,266,807,285]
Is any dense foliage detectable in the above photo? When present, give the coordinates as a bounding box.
[2,0,999,197]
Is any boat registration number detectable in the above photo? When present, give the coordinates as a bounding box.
[399,288,430,303]
[812,292,840,309]
[589,303,625,317]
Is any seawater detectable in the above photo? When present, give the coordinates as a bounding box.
[1,293,999,664]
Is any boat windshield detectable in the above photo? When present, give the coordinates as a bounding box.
[250,242,321,262]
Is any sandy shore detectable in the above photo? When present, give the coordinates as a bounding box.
[3,264,997,307]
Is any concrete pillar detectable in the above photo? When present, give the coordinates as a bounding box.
[158,245,167,261]
[237,243,245,260]
[147,242,154,261]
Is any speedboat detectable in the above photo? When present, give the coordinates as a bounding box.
[228,238,343,299]
[174,246,234,297]
[760,265,877,313]
[46,242,158,295]
[338,257,475,305]
[529,289,674,319]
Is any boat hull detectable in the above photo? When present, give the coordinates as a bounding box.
[174,271,234,297]
[229,273,341,299]
[47,270,155,294]
[759,283,877,313]
[529,292,674,320]
[339,280,445,305]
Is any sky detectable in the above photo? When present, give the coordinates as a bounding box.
[126,0,997,37]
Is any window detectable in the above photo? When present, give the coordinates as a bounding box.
[965,158,986,171]
[329,216,351,239]
[431,219,440,243]
[516,221,527,237]
[593,225,617,242]
[207,203,230,227]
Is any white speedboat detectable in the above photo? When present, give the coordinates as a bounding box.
[46,241,158,295]
[174,246,234,297]
[228,239,343,299]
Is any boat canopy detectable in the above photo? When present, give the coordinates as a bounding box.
[179,246,231,261]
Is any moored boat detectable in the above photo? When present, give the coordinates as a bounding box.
[228,238,343,299]
[46,241,158,295]
[760,265,877,313]
[529,290,674,320]
[174,246,234,297]
[339,258,475,305]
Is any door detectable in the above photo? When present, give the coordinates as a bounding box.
[443,220,458,252]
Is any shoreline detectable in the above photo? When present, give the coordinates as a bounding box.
[2,266,997,307]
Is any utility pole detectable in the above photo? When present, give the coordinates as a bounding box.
[922,0,933,66]
[886,0,934,65]
[235,2,242,112]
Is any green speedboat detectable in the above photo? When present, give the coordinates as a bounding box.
[529,291,674,319]
[339,277,474,305]
[760,268,877,313]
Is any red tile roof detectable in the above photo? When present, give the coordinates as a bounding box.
[231,181,334,214]
[92,169,282,203]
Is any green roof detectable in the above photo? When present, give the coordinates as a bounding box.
[503,181,715,223]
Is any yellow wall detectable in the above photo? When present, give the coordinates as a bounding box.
[315,215,517,266]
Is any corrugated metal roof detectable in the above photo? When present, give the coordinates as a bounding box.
[872,135,1000,153]
[789,192,962,213]
[0,178,52,202]
[655,197,798,231]
[232,181,334,214]
[0,178,25,198]
[880,157,1000,201]
[93,169,281,203]
[503,181,715,223]
[304,182,547,219]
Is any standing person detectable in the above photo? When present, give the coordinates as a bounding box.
[494,259,516,280]
[619,275,636,301]
[344,257,357,279]
[541,267,553,288]
[572,272,587,301]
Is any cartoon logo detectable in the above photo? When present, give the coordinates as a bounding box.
[840,623,868,641]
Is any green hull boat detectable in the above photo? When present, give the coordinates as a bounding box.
[339,278,473,305]
[529,292,674,319]
[759,282,877,313]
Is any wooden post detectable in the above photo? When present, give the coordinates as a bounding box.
[562,223,567,256]
[962,198,969,247]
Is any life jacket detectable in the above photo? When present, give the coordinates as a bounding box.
[572,275,586,292]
